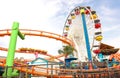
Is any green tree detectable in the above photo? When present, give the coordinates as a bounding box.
[58,45,76,58]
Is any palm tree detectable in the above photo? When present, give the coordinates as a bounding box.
[58,45,76,58]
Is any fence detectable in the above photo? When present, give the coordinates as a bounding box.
[0,61,120,78]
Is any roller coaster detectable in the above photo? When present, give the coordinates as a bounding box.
[0,6,120,78]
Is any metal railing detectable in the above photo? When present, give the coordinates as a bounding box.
[0,61,120,78]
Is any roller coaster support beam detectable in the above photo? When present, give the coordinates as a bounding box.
[3,22,25,77]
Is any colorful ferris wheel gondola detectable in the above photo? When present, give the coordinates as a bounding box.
[63,6,103,62]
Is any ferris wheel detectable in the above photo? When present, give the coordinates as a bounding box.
[63,6,103,62]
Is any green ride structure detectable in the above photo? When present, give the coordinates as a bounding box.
[3,22,25,78]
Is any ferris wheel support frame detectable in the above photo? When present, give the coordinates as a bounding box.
[81,9,92,62]
[63,6,103,62]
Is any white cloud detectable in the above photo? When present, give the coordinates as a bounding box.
[0,0,93,29]
[100,6,117,16]
[103,24,120,32]
[99,5,119,23]
[0,0,64,29]
[102,36,120,48]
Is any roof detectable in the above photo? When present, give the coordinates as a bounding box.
[100,43,118,55]
[100,43,114,49]
[100,48,119,55]
[28,57,60,65]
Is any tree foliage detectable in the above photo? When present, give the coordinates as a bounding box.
[58,45,76,58]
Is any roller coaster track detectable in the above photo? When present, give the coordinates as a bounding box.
[0,29,75,61]
[0,29,74,46]
[0,59,120,78]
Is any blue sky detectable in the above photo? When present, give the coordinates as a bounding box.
[0,0,120,59]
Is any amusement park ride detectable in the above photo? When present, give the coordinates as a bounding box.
[0,6,120,78]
